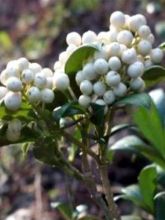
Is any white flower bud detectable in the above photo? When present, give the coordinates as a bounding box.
[109,42,121,57]
[94,58,109,75]
[128,14,146,32]
[93,81,106,96]
[117,30,133,46]
[59,51,68,63]
[106,71,121,86]
[83,63,96,80]
[66,44,77,55]
[54,73,70,90]
[34,72,47,88]
[150,48,164,63]
[4,92,22,111]
[17,57,29,71]
[78,95,91,108]
[127,61,144,78]
[109,29,118,42]
[75,71,85,85]
[80,80,93,95]
[27,86,41,103]
[45,77,53,89]
[41,88,55,103]
[29,63,42,74]
[66,32,81,46]
[108,56,121,71]
[121,48,137,64]
[0,86,8,101]
[138,40,152,56]
[5,65,20,78]
[41,68,53,77]
[147,34,155,44]
[110,11,125,28]
[113,83,127,97]
[82,31,97,44]
[53,61,63,71]
[0,69,8,85]
[97,31,110,44]
[130,77,145,91]
[138,25,151,38]
[6,77,22,92]
[103,90,115,104]
[22,69,34,83]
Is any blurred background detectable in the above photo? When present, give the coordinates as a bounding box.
[0,0,165,219]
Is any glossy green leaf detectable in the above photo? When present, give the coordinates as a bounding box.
[155,192,165,220]
[65,45,98,75]
[51,202,73,220]
[115,93,152,109]
[143,65,165,87]
[133,104,165,158]
[139,165,157,212]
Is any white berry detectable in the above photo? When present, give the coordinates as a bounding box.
[83,63,96,80]
[22,69,34,83]
[4,92,22,111]
[34,72,47,88]
[0,86,8,100]
[150,48,164,63]
[138,25,151,38]
[41,88,55,103]
[138,40,152,56]
[121,48,137,64]
[108,56,121,71]
[82,31,97,44]
[113,83,127,97]
[80,80,93,95]
[109,42,121,57]
[6,77,22,92]
[127,61,144,78]
[93,81,106,96]
[66,32,81,46]
[75,71,85,85]
[78,95,91,108]
[27,86,41,103]
[110,11,125,28]
[103,90,115,104]
[130,77,145,91]
[117,30,133,46]
[17,57,29,71]
[54,73,70,90]
[29,63,42,74]
[106,71,121,86]
[94,58,109,75]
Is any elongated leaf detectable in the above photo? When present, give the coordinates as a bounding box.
[133,104,165,158]
[155,192,165,220]
[143,65,165,87]
[111,124,134,136]
[139,165,157,213]
[115,93,152,109]
[65,45,98,75]
[51,202,73,220]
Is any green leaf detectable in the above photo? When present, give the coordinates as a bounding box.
[51,202,73,220]
[110,135,165,168]
[65,45,98,75]
[139,165,157,213]
[116,185,144,208]
[0,31,12,50]
[133,104,165,159]
[115,93,152,109]
[52,102,85,122]
[111,124,134,136]
[143,65,165,87]
[90,103,105,126]
[155,192,165,220]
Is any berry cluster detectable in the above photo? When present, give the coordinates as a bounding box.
[0,58,55,111]
[54,11,164,108]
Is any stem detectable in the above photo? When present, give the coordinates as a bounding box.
[99,164,121,220]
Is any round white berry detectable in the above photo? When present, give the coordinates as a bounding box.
[109,29,118,42]
[27,86,41,103]
[78,95,91,108]
[138,25,151,38]
[106,71,121,86]
[147,33,155,44]
[5,65,20,78]
[22,69,34,83]
[144,59,153,68]
[127,61,144,78]
[54,73,70,90]
[150,48,164,63]
[94,58,109,75]
[66,32,81,46]
[128,14,146,32]
[80,80,93,95]
[108,56,121,71]
[113,83,127,97]
[0,69,8,85]
[34,72,47,88]
[4,92,22,111]
[45,77,53,89]
[82,31,97,44]
[29,63,42,74]
[59,51,68,63]
[121,48,137,64]
[66,44,77,55]
[117,30,133,46]
[53,61,63,71]
[17,57,29,71]
[93,81,106,96]
[75,71,85,85]
[41,68,53,77]
[0,86,8,100]
[130,77,145,91]
[6,77,22,92]
[138,40,152,56]
[97,31,110,44]
[83,63,96,80]
[109,42,121,57]
[110,11,125,28]
[41,88,55,103]
[103,90,115,104]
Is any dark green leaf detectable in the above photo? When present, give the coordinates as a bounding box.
[111,124,134,136]
[143,65,165,87]
[51,202,73,220]
[139,165,157,212]
[155,192,165,220]
[133,104,165,159]
[65,45,98,75]
[90,103,105,126]
[115,93,152,109]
